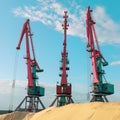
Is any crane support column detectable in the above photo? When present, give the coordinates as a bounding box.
[50,11,74,107]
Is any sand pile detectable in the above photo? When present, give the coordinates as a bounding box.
[30,102,120,120]
[0,111,34,120]
[1,102,120,120]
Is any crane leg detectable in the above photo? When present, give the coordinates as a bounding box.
[15,95,45,112]
[49,97,58,107]
[50,95,74,107]
[90,94,108,102]
[15,97,27,111]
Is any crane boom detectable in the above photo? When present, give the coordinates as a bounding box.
[86,6,108,84]
[86,6,114,102]
[16,19,33,87]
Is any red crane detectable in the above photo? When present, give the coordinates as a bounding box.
[15,19,45,111]
[86,6,114,102]
[50,11,74,106]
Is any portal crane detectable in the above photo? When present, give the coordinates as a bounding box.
[15,19,45,111]
[50,11,74,106]
[86,6,114,102]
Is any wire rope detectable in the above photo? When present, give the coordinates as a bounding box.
[9,51,19,112]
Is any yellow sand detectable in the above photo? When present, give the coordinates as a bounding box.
[0,111,34,120]
[1,102,120,120]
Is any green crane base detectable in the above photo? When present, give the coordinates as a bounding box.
[91,83,114,102]
[28,86,45,96]
[93,83,114,95]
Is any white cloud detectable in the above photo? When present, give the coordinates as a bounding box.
[13,0,85,39]
[110,61,120,66]
[0,79,27,110]
[0,79,26,95]
[12,1,120,43]
[93,6,120,44]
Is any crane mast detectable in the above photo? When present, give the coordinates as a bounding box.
[86,7,114,102]
[50,11,74,107]
[60,11,69,85]
[15,19,45,111]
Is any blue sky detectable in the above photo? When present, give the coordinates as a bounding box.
[0,0,120,110]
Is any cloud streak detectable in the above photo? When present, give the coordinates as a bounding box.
[0,78,119,109]
[13,0,120,44]
[110,61,120,66]
[0,79,27,95]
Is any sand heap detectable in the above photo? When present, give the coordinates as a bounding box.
[1,102,120,120]
[0,111,34,120]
